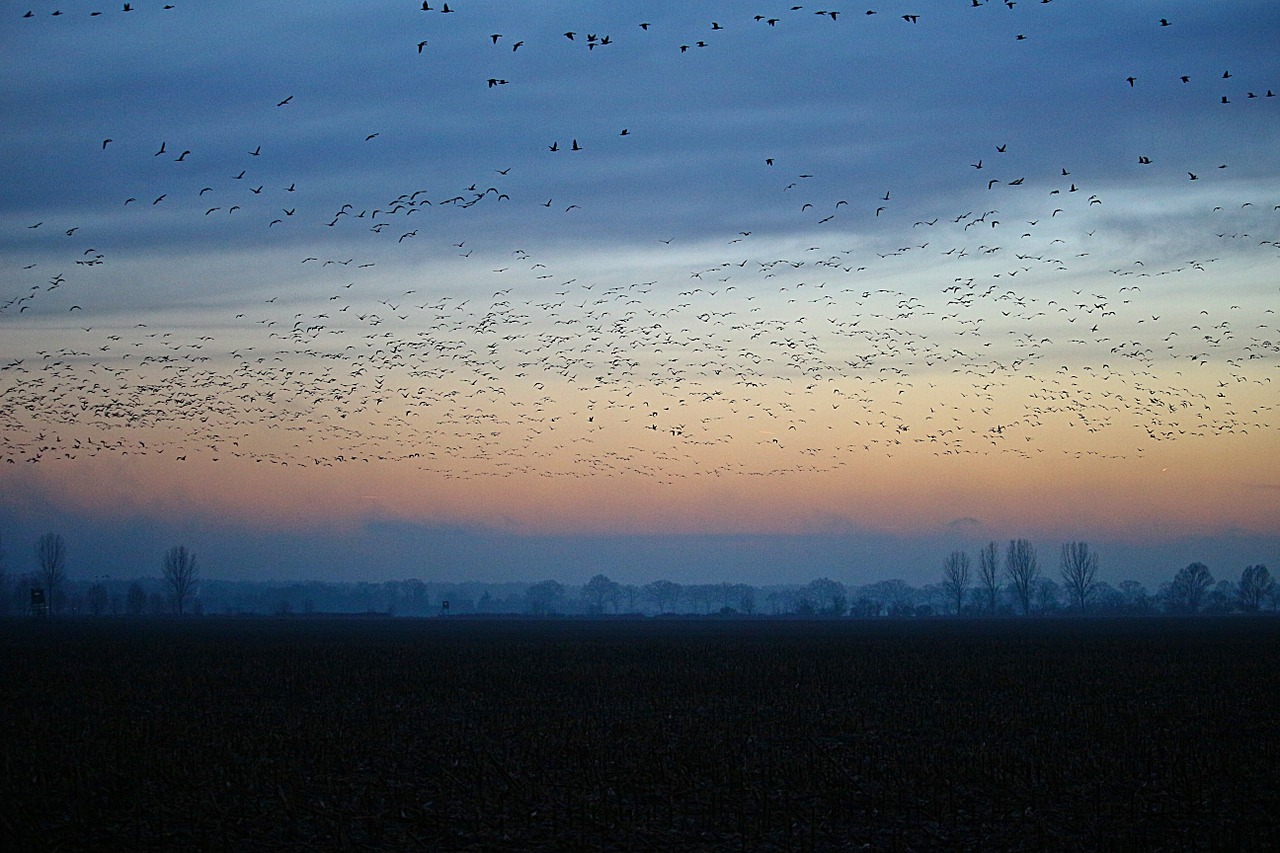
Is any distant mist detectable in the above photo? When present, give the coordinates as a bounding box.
[1,508,1273,590]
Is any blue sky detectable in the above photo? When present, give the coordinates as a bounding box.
[1,1,1277,587]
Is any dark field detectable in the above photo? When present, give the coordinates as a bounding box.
[2,617,1278,851]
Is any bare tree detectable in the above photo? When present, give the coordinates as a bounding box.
[978,540,1001,612]
[36,533,67,615]
[581,573,620,614]
[88,582,109,616]
[620,583,642,613]
[1004,539,1039,616]
[807,578,848,616]
[685,583,715,614]
[643,579,682,614]
[1035,577,1062,614]
[942,550,971,614]
[1060,541,1099,611]
[126,581,147,615]
[1237,565,1273,612]
[1166,562,1213,613]
[162,545,199,615]
[525,579,564,615]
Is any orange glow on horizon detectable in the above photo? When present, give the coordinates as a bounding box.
[6,423,1275,545]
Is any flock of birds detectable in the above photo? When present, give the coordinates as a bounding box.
[2,2,1277,492]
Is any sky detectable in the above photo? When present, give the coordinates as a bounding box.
[1,0,1277,588]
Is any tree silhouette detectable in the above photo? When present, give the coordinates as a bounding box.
[162,545,199,615]
[1166,562,1213,613]
[942,551,971,614]
[581,574,620,614]
[978,541,1000,612]
[806,578,848,616]
[643,579,682,613]
[1060,541,1099,610]
[1004,539,1039,616]
[1035,577,1062,613]
[1237,565,1273,612]
[524,579,565,615]
[88,582,109,616]
[126,581,147,615]
[730,583,756,614]
[686,583,715,614]
[36,533,67,615]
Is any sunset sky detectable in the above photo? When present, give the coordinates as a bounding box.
[2,0,1277,587]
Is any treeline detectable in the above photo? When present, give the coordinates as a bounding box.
[0,531,1273,618]
[936,539,1275,617]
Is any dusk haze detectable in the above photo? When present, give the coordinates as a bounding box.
[3,1,1276,589]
